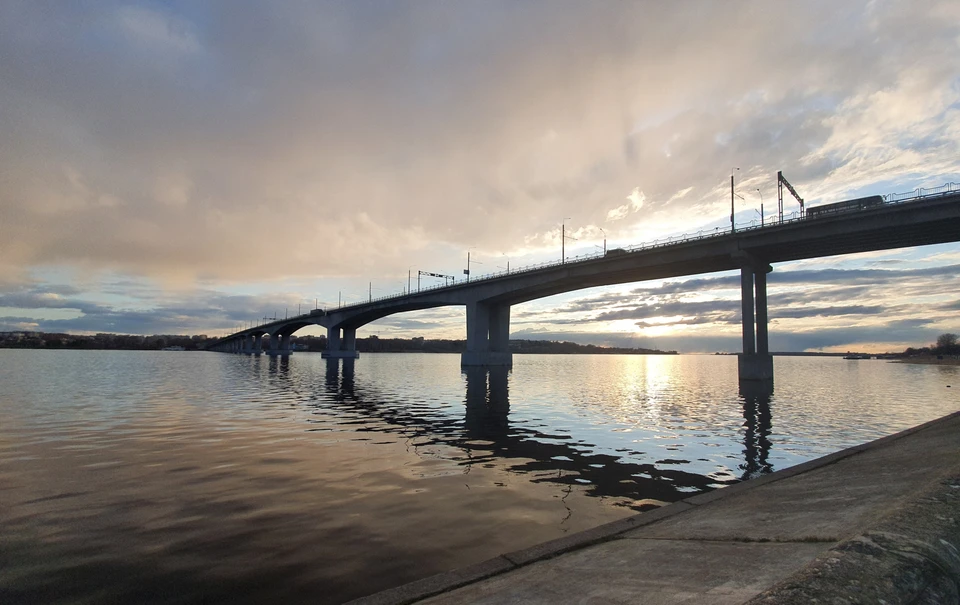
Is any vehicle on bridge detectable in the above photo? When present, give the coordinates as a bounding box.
[806,195,884,219]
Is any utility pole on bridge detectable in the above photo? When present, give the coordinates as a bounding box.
[418,270,455,291]
[777,171,805,222]
[730,168,742,232]
[562,218,578,263]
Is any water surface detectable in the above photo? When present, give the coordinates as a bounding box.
[1,351,956,603]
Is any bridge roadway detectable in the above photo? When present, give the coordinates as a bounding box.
[209,186,960,386]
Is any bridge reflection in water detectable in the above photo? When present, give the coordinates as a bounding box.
[739,382,774,481]
[274,357,776,509]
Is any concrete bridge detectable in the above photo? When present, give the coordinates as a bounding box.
[209,183,960,386]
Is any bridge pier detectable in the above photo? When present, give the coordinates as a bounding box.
[461,302,513,366]
[322,326,360,359]
[263,332,293,356]
[738,261,774,390]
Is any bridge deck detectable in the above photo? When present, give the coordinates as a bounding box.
[214,188,960,342]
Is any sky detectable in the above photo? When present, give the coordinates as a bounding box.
[1,0,959,353]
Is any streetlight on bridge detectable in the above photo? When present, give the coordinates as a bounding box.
[730,168,745,232]
[757,188,765,227]
[562,218,578,263]
[465,247,482,281]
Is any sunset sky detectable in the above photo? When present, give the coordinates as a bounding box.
[1,0,959,353]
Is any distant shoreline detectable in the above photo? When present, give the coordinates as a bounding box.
[890,356,960,366]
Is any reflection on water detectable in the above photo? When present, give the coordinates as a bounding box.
[318,360,729,509]
[0,351,956,604]
[739,388,773,480]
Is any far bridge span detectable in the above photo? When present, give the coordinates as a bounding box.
[209,183,960,388]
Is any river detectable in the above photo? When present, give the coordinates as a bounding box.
[0,350,956,603]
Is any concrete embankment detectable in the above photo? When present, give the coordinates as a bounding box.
[349,411,960,605]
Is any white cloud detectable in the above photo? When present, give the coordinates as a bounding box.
[607,187,646,221]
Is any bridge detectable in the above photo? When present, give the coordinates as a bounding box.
[209,182,960,387]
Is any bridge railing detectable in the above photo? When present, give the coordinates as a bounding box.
[883,181,960,203]
[303,181,960,314]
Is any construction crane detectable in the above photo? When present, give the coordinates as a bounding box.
[777,171,804,222]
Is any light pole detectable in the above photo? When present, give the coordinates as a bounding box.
[756,188,764,227]
[498,253,510,273]
[465,248,481,281]
[598,226,606,255]
[730,167,743,232]
[562,218,573,263]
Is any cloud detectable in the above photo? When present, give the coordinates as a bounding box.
[512,318,948,354]
[939,300,960,311]
[116,5,201,55]
[0,290,111,315]
[607,187,646,221]
[507,261,960,350]
[1,1,958,354]
[1,1,958,285]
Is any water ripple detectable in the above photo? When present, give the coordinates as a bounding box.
[0,350,956,604]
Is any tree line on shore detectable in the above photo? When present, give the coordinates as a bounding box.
[0,332,213,350]
[292,335,676,355]
[0,331,676,355]
[3,330,954,356]
[902,333,959,357]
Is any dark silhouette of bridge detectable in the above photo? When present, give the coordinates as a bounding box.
[211,182,960,388]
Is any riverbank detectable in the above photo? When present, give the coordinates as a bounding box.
[891,356,960,366]
[351,411,960,604]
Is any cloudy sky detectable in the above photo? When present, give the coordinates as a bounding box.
[1,0,959,352]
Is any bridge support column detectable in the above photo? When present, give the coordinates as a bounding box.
[253,334,262,355]
[265,333,281,356]
[327,327,340,351]
[322,326,360,359]
[461,302,513,367]
[279,334,292,356]
[755,269,769,356]
[740,268,755,356]
[343,328,356,351]
[738,262,774,391]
